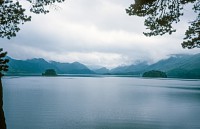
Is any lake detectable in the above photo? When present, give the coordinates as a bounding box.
[2,76,200,129]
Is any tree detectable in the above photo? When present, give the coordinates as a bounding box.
[42,69,57,76]
[0,0,65,39]
[126,0,200,49]
[0,48,9,129]
[0,0,65,128]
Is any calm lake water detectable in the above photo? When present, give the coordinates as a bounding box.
[2,76,200,129]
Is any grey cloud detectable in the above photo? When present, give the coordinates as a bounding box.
[0,0,199,68]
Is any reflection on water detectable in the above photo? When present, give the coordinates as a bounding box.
[2,77,200,129]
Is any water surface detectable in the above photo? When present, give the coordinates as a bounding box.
[2,76,200,129]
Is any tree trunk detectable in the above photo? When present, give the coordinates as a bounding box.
[0,78,6,129]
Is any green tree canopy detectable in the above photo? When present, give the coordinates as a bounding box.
[0,0,65,39]
[126,0,200,49]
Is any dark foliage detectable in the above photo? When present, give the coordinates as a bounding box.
[0,0,65,39]
[126,0,200,49]
[0,0,31,39]
[0,48,9,77]
[182,2,200,49]
[27,0,65,14]
[142,70,167,78]
[42,69,57,76]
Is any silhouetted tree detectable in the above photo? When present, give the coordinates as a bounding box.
[142,70,167,78]
[126,0,200,49]
[0,48,9,129]
[0,0,65,39]
[0,0,65,128]
[42,69,57,76]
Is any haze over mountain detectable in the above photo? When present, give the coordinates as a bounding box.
[110,62,149,75]
[94,67,110,74]
[5,53,200,78]
[109,53,200,78]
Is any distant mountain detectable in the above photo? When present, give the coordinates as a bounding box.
[148,54,200,78]
[5,53,200,78]
[94,67,110,74]
[110,62,149,75]
[7,57,94,75]
[7,57,54,74]
[50,61,94,74]
[110,54,200,78]
[146,54,196,71]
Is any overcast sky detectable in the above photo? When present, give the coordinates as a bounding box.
[1,0,199,68]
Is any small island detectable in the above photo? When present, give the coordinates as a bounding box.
[142,70,167,78]
[42,69,57,76]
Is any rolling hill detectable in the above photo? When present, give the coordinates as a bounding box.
[6,57,94,75]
